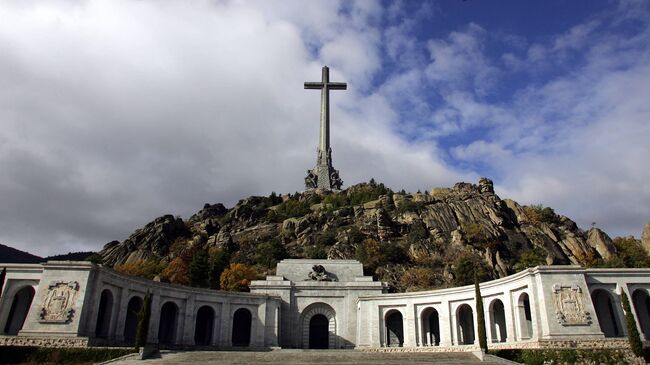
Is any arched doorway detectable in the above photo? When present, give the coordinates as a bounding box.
[123,296,143,345]
[517,293,533,339]
[3,286,35,335]
[309,314,329,349]
[632,289,650,340]
[489,299,507,343]
[95,289,113,338]
[301,303,336,349]
[457,304,475,345]
[232,308,252,346]
[591,289,622,337]
[385,310,404,347]
[194,306,214,346]
[421,307,440,346]
[158,301,179,345]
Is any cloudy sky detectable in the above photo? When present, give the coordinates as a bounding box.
[1,0,649,257]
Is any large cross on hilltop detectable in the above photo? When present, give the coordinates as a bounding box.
[304,66,346,191]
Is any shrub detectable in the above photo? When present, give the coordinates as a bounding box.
[523,204,556,224]
[135,291,152,351]
[160,257,189,285]
[255,238,288,269]
[322,194,349,210]
[621,291,644,357]
[355,238,383,271]
[209,249,230,289]
[454,254,490,286]
[189,249,210,288]
[399,267,437,291]
[267,199,312,222]
[462,223,491,246]
[514,248,547,271]
[0,347,136,364]
[305,244,328,259]
[220,263,257,292]
[114,259,166,280]
[407,223,429,244]
[475,274,487,352]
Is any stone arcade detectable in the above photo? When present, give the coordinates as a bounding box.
[1,259,650,352]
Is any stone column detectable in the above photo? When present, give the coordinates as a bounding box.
[181,295,195,345]
[403,303,416,347]
[439,301,453,347]
[219,301,231,346]
[108,287,123,341]
[210,303,221,346]
[504,292,516,343]
[113,290,131,343]
[148,293,161,344]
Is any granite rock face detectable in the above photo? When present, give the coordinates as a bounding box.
[98,178,614,289]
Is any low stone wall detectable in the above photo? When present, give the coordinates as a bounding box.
[359,339,632,352]
[0,335,89,348]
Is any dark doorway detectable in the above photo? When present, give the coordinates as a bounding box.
[457,304,475,345]
[422,307,440,346]
[194,306,215,346]
[632,289,650,340]
[232,308,252,346]
[385,311,404,347]
[95,290,113,338]
[3,286,35,335]
[309,314,329,349]
[591,289,622,337]
[123,296,143,345]
[489,299,507,343]
[158,302,179,345]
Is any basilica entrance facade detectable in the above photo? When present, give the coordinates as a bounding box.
[301,303,336,349]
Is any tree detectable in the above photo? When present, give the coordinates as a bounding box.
[189,249,210,288]
[621,291,644,357]
[160,257,189,285]
[135,291,152,351]
[209,249,230,290]
[220,263,257,292]
[454,255,490,286]
[475,274,488,352]
[400,267,437,292]
[255,238,288,269]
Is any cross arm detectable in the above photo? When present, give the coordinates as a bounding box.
[304,82,324,89]
[328,82,347,90]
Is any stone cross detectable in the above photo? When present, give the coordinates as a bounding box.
[304,66,346,190]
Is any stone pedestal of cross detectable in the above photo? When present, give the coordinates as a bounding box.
[304,66,346,190]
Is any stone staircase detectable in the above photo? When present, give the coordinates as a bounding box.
[105,349,518,364]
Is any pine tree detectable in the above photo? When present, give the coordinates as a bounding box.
[135,291,152,351]
[621,291,644,357]
[209,249,230,290]
[189,249,210,288]
[475,273,488,352]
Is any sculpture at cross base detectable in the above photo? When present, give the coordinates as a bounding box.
[304,66,345,191]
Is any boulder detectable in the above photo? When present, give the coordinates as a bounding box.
[586,228,617,260]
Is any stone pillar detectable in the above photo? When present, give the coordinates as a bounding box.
[108,287,122,341]
[148,293,161,344]
[504,292,516,343]
[210,304,221,346]
[439,302,453,347]
[181,295,195,345]
[219,301,231,346]
[113,290,131,343]
[403,303,416,347]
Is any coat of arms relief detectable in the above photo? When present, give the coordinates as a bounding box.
[552,284,591,326]
[39,281,79,323]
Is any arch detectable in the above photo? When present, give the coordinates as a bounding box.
[194,305,215,346]
[123,296,143,345]
[95,289,114,338]
[456,304,475,345]
[3,286,35,335]
[489,299,507,343]
[309,314,329,349]
[420,307,440,346]
[232,308,252,347]
[158,301,179,345]
[301,303,336,349]
[385,310,404,347]
[517,293,533,339]
[632,289,650,340]
[591,289,622,337]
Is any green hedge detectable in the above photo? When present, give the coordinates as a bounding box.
[0,346,135,364]
[490,348,635,365]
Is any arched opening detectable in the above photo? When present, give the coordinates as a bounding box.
[385,310,404,347]
[158,301,179,345]
[489,299,507,343]
[517,293,533,339]
[632,289,650,340]
[421,307,440,346]
[123,296,143,345]
[3,286,35,335]
[301,303,336,349]
[194,306,214,346]
[456,304,475,345]
[591,289,622,337]
[309,314,329,349]
[231,308,252,347]
[95,289,113,338]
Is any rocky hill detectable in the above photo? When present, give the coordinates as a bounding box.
[98,178,624,291]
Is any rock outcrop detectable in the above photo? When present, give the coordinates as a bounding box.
[98,178,617,289]
[642,221,650,254]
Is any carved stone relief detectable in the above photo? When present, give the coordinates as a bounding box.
[552,284,590,326]
[39,281,79,324]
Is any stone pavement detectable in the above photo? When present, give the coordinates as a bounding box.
[105,349,513,365]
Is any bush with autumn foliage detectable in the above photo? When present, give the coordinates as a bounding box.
[220,263,257,292]
[114,259,166,280]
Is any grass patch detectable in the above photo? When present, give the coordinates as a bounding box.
[0,346,136,365]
